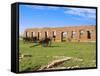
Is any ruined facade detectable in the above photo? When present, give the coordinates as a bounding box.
[23,26,96,42]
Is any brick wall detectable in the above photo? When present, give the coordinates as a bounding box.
[23,26,96,42]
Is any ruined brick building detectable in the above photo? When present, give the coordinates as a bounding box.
[23,25,96,42]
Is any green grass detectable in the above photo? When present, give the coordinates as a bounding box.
[19,40,96,72]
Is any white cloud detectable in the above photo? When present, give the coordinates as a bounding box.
[22,5,96,19]
[64,8,96,19]
[24,5,59,10]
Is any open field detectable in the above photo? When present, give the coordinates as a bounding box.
[19,40,96,72]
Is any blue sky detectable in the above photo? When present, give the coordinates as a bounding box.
[19,4,96,33]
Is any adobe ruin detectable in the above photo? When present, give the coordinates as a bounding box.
[23,25,96,42]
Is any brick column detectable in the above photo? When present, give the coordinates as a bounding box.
[66,31,68,41]
[28,31,31,37]
[76,30,80,42]
[67,31,72,42]
[48,31,51,38]
[41,31,45,39]
[92,30,96,41]
[56,31,61,42]
[34,31,38,38]
[83,30,88,42]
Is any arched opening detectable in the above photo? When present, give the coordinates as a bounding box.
[90,30,93,39]
[26,32,30,38]
[31,32,35,38]
[45,32,47,38]
[37,32,42,40]
[87,31,91,39]
[80,30,84,38]
[52,31,56,41]
[61,32,67,42]
[72,31,77,38]
[25,32,27,38]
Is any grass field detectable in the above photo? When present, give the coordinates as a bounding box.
[19,40,96,72]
